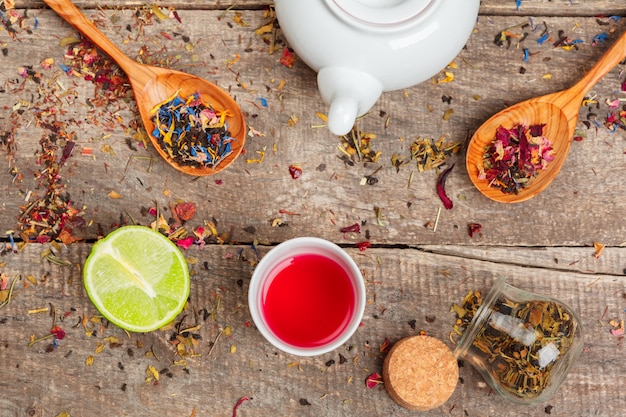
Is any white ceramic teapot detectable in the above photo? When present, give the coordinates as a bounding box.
[274,0,480,135]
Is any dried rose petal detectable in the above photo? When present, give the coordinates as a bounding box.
[468,223,482,238]
[59,141,75,165]
[176,236,195,250]
[529,124,545,137]
[288,164,302,179]
[356,241,371,251]
[50,325,66,340]
[280,47,295,68]
[436,164,455,210]
[175,202,197,222]
[340,223,361,233]
[365,372,384,389]
[35,235,52,244]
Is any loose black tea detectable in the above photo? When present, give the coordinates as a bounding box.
[151,91,234,169]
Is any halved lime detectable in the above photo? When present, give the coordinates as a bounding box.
[83,225,190,332]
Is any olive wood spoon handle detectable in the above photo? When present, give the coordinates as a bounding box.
[542,29,626,124]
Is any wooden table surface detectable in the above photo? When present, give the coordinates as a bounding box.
[1,1,625,416]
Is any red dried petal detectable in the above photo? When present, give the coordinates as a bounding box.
[288,164,302,179]
[175,202,197,222]
[279,47,295,68]
[356,241,371,251]
[518,127,530,168]
[436,164,455,210]
[50,325,66,340]
[468,223,482,238]
[35,235,51,244]
[495,125,511,146]
[232,397,250,417]
[59,141,75,165]
[340,223,361,233]
[529,124,545,137]
[365,372,384,389]
[175,236,195,250]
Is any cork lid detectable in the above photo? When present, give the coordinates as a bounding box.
[382,335,458,411]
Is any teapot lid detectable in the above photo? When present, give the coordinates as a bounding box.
[326,0,435,27]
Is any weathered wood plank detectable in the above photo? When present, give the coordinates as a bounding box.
[1,3,625,417]
[1,10,625,247]
[419,245,626,276]
[1,243,624,417]
[12,0,626,16]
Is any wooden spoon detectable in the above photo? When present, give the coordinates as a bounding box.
[43,0,246,176]
[466,30,626,203]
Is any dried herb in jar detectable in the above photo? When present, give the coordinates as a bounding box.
[451,288,579,401]
[479,124,554,194]
[151,91,234,169]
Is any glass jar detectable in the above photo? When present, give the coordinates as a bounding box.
[453,278,583,405]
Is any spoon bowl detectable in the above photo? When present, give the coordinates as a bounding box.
[467,30,626,203]
[44,0,246,176]
[466,97,572,203]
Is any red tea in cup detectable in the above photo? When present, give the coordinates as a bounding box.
[249,237,365,356]
[262,253,356,348]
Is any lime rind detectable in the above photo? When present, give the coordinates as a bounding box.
[83,226,190,333]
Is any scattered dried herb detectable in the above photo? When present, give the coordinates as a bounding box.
[338,126,381,164]
[17,119,85,243]
[479,124,554,194]
[0,274,19,309]
[175,202,197,222]
[61,37,131,103]
[408,135,461,173]
[151,91,235,169]
[288,164,302,179]
[468,223,483,238]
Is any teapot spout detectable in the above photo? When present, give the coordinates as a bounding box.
[317,68,383,136]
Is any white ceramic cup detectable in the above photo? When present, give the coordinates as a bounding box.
[248,237,366,356]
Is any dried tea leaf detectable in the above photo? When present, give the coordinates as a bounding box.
[593,242,605,258]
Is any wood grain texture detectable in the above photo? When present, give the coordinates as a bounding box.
[0,2,625,417]
[1,11,625,246]
[1,244,625,416]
